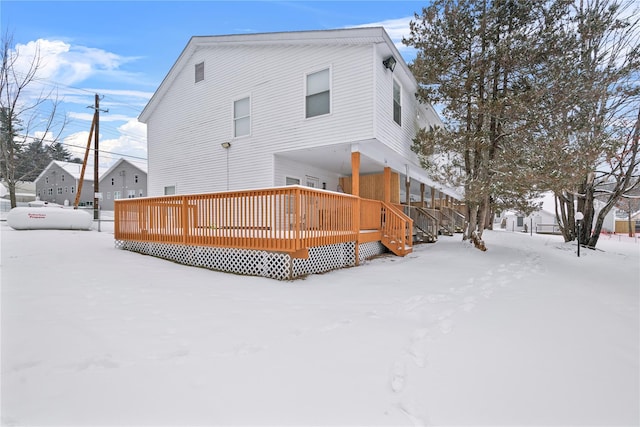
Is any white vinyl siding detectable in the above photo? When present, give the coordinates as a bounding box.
[306,68,330,118]
[144,42,374,196]
[234,97,251,137]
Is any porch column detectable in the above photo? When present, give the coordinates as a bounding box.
[383,166,391,204]
[351,151,361,265]
[431,187,436,209]
[420,183,425,206]
[351,152,360,197]
[405,177,410,205]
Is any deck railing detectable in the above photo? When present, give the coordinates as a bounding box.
[115,186,359,253]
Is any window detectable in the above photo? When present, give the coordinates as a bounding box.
[64,186,68,193]
[111,178,115,186]
[286,177,300,186]
[134,175,139,183]
[48,188,53,195]
[195,62,204,83]
[305,176,319,188]
[128,190,136,198]
[71,186,75,194]
[164,186,176,195]
[393,80,402,125]
[233,97,250,137]
[306,68,330,118]
[45,177,49,184]
[114,191,121,199]
[517,216,524,227]
[61,175,65,182]
[57,187,63,194]
[139,189,144,197]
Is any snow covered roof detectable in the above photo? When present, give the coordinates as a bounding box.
[100,158,148,179]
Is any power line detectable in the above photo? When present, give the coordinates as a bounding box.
[16,133,148,161]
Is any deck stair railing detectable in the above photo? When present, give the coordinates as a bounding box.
[403,205,438,243]
[381,202,413,256]
[441,206,465,233]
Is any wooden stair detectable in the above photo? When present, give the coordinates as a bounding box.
[382,234,413,256]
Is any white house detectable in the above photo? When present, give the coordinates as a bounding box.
[139,27,459,203]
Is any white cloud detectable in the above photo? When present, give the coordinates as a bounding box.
[13,39,134,86]
[62,118,147,173]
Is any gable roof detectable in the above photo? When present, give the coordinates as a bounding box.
[35,161,93,183]
[139,27,409,123]
[100,158,148,180]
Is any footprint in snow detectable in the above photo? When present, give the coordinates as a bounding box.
[319,319,353,332]
[398,400,429,426]
[390,361,406,392]
[460,296,476,312]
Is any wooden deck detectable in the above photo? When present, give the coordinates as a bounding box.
[115,186,412,259]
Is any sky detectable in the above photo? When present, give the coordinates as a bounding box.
[1,1,426,173]
[2,216,638,425]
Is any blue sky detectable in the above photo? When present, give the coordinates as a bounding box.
[1,1,425,171]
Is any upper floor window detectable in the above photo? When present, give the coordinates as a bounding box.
[134,175,139,183]
[111,178,115,186]
[195,62,204,83]
[61,175,65,182]
[306,68,330,118]
[234,97,251,137]
[393,79,402,126]
[45,177,49,184]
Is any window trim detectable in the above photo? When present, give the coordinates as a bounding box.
[305,66,332,119]
[195,61,204,83]
[393,79,402,126]
[233,95,251,138]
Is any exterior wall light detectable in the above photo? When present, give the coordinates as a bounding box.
[221,142,231,149]
[383,56,397,71]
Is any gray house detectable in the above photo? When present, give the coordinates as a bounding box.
[99,158,147,211]
[34,161,94,207]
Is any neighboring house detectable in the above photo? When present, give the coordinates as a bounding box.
[498,209,559,234]
[0,180,36,203]
[138,27,459,204]
[99,159,148,211]
[34,161,94,207]
[614,211,640,234]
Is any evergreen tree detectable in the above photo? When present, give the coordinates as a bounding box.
[405,0,563,249]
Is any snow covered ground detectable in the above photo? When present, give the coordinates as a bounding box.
[1,220,638,426]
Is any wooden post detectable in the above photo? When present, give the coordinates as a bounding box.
[431,188,436,209]
[405,176,410,205]
[384,167,391,204]
[420,183,425,207]
[352,151,361,265]
[351,152,360,197]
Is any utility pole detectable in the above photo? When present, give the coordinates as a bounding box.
[89,94,108,220]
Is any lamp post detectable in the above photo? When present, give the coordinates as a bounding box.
[576,211,584,257]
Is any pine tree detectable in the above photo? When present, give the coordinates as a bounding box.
[405,0,563,249]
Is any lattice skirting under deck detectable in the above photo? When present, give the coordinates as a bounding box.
[114,239,381,280]
[358,241,387,263]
